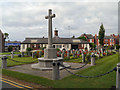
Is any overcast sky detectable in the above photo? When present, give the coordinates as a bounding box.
[0,1,119,41]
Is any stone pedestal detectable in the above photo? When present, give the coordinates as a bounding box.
[31,57,70,71]
[44,48,57,58]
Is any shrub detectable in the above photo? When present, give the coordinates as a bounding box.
[56,48,60,51]
[26,48,33,52]
[8,46,13,52]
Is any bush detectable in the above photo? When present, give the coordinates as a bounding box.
[40,47,46,50]
[115,44,120,49]
[8,46,13,52]
[56,48,60,51]
[26,48,33,52]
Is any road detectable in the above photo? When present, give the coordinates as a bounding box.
[0,76,33,89]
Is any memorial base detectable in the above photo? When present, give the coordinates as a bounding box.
[31,57,70,71]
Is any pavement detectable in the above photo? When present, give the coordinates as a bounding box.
[7,62,91,80]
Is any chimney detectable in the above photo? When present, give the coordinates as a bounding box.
[113,34,115,37]
[54,28,58,37]
[95,34,97,39]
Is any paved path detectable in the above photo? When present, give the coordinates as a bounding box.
[8,62,91,80]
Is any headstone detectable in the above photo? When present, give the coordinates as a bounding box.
[106,50,108,56]
[32,52,36,58]
[21,52,24,57]
[70,50,73,55]
[75,50,77,55]
[91,53,95,66]
[67,50,70,59]
[39,51,42,57]
[28,51,31,56]
[73,51,75,58]
[82,53,85,63]
[62,50,65,54]
[77,51,80,58]
[11,51,14,59]
[59,51,61,56]
[61,53,64,59]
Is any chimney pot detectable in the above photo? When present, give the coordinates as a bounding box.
[54,28,58,37]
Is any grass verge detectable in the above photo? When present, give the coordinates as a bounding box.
[2,53,119,88]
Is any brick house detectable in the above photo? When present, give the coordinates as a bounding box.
[0,30,5,53]
[94,34,117,47]
[20,30,90,52]
[81,33,95,43]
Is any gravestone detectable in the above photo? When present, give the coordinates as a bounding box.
[28,51,31,56]
[58,51,61,56]
[82,52,85,63]
[21,52,24,57]
[61,52,64,59]
[77,51,80,58]
[91,53,96,66]
[70,50,73,55]
[39,51,42,57]
[73,51,75,58]
[67,50,70,59]
[32,52,36,58]
[11,51,14,59]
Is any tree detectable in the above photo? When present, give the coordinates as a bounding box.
[89,43,96,50]
[77,36,87,41]
[4,33,9,39]
[98,24,105,47]
[72,36,75,38]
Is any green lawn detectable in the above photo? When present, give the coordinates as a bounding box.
[0,56,38,67]
[0,52,21,55]
[2,53,119,88]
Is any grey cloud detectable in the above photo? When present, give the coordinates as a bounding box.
[1,2,118,41]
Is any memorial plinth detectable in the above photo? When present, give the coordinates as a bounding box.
[31,9,70,71]
[31,57,64,71]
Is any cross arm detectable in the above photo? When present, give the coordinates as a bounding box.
[45,16,49,19]
[50,14,56,18]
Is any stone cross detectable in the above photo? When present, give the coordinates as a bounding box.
[45,9,55,48]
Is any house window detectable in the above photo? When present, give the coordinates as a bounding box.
[32,45,34,48]
[55,45,62,48]
[67,44,69,48]
[105,39,108,42]
[28,44,30,47]
[111,39,114,42]
[23,44,25,49]
[34,44,36,48]
[90,39,92,43]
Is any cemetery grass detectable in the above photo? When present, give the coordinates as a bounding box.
[6,56,38,67]
[2,53,118,88]
[0,52,21,55]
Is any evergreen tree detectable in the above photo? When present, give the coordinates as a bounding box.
[98,24,105,46]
